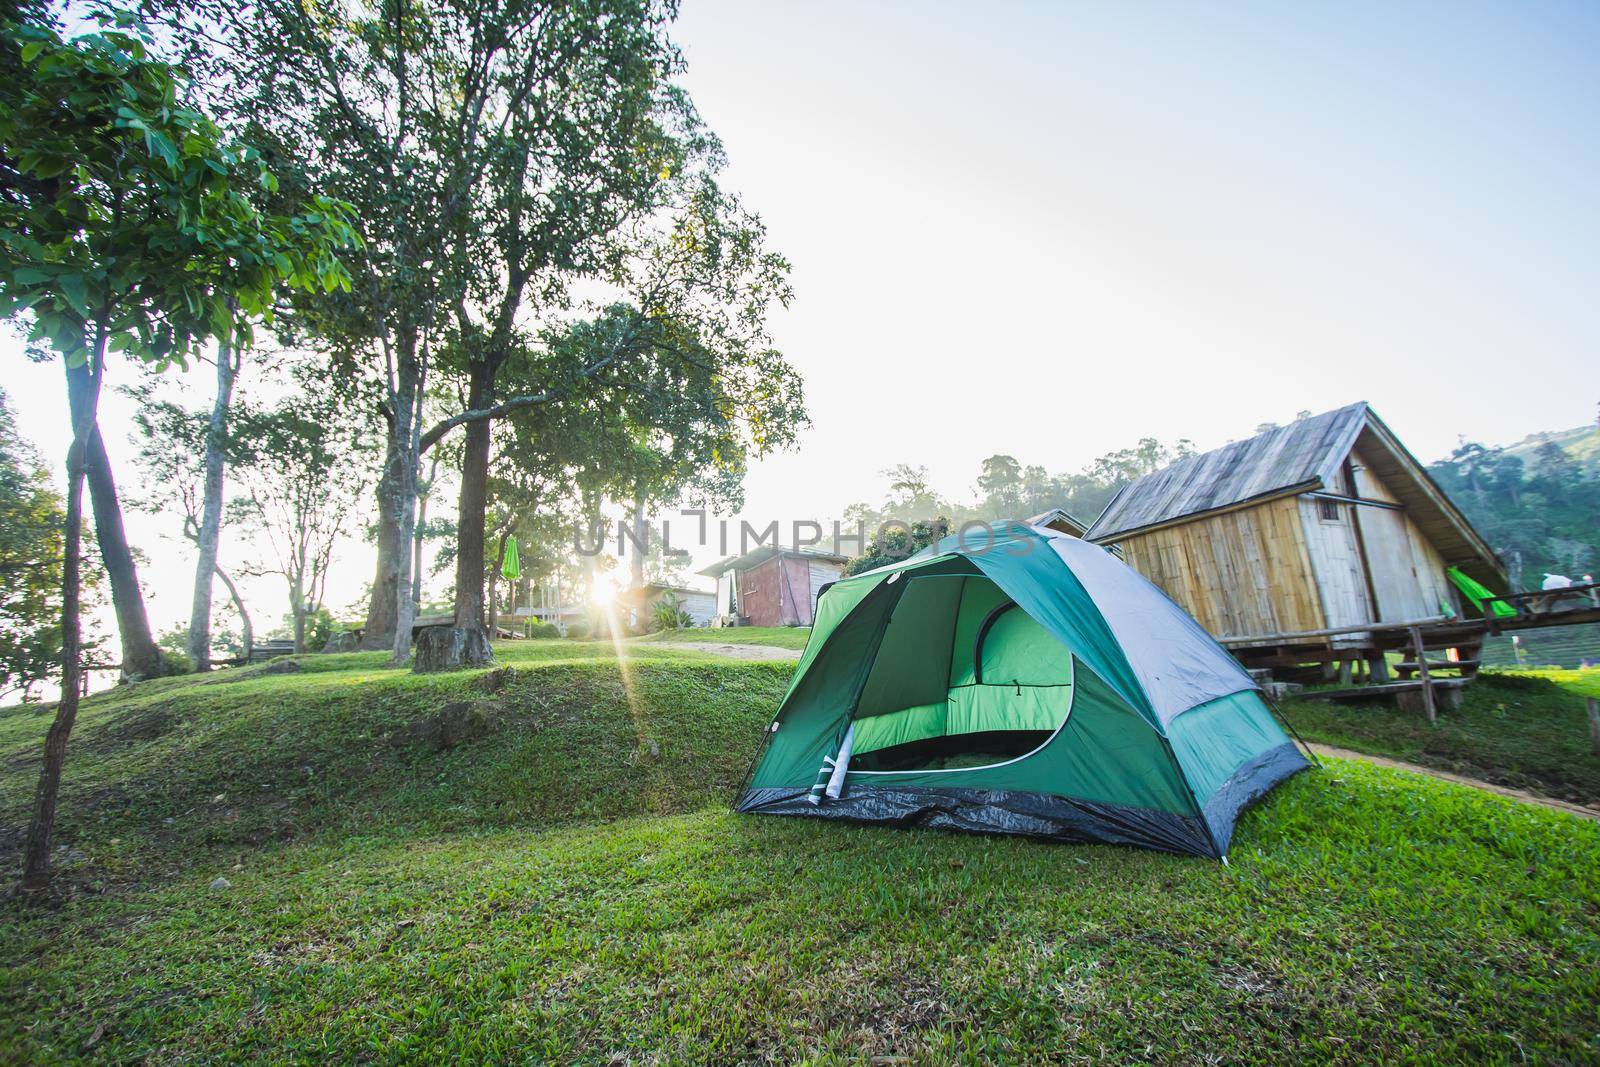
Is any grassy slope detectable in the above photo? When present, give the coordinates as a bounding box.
[1,647,1598,1063]
[631,625,811,650]
[1285,670,1600,805]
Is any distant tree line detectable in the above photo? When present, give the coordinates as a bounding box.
[1429,430,1600,590]
[843,437,1196,574]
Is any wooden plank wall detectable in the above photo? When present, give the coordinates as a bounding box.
[1296,461,1375,643]
[1117,495,1324,638]
[1348,446,1457,620]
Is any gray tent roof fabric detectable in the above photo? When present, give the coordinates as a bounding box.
[1048,535,1259,728]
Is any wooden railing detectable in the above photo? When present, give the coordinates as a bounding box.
[1481,582,1600,619]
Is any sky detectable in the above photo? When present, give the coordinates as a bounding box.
[3,0,1597,640]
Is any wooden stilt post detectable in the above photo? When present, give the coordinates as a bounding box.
[1410,626,1435,724]
[1587,698,1600,757]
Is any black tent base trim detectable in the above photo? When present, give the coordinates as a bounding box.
[1201,742,1311,856]
[738,784,1219,858]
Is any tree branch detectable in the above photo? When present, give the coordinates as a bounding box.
[418,351,621,453]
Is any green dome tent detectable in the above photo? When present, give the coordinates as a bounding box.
[736,521,1310,859]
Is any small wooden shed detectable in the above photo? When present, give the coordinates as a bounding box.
[1082,403,1504,649]
[699,547,849,627]
[1025,508,1090,538]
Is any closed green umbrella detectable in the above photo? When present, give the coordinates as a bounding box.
[501,535,521,581]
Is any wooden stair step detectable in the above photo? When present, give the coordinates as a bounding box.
[1311,678,1471,701]
[1396,659,1479,672]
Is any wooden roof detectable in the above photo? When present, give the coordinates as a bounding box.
[1085,403,1369,541]
[697,546,850,578]
[1084,403,1505,585]
[1025,507,1089,537]
[1348,414,1506,586]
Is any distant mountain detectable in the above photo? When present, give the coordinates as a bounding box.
[1429,418,1599,594]
[1435,419,1600,668]
[1499,423,1600,473]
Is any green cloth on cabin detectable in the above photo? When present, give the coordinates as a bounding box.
[1447,566,1516,618]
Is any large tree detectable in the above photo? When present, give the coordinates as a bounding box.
[0,6,354,888]
[171,1,805,669]
[161,0,523,655]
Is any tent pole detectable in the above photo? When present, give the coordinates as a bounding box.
[730,577,904,808]
[1263,693,1324,769]
[731,722,776,809]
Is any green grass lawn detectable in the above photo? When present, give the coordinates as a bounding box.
[630,625,812,649]
[3,645,1599,1062]
[1284,669,1600,806]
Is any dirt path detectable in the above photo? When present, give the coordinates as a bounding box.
[644,641,802,661]
[1308,743,1600,821]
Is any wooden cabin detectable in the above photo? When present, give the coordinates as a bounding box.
[699,547,850,627]
[1082,403,1505,660]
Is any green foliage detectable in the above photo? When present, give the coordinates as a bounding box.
[1428,428,1600,590]
[150,629,193,676]
[648,592,693,632]
[524,620,561,640]
[0,8,358,367]
[845,517,950,576]
[157,620,243,665]
[0,654,1598,1060]
[0,387,63,698]
[268,607,336,653]
[562,621,591,640]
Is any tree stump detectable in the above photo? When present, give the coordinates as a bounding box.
[412,625,493,673]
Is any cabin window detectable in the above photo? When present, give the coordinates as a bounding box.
[1316,498,1341,522]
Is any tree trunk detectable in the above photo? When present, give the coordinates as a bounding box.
[214,563,252,659]
[391,341,422,664]
[187,339,237,670]
[489,532,508,639]
[630,491,646,590]
[22,342,105,890]
[412,480,429,616]
[488,576,499,639]
[65,361,168,681]
[291,568,306,655]
[413,624,492,673]
[447,359,495,666]
[360,436,402,650]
